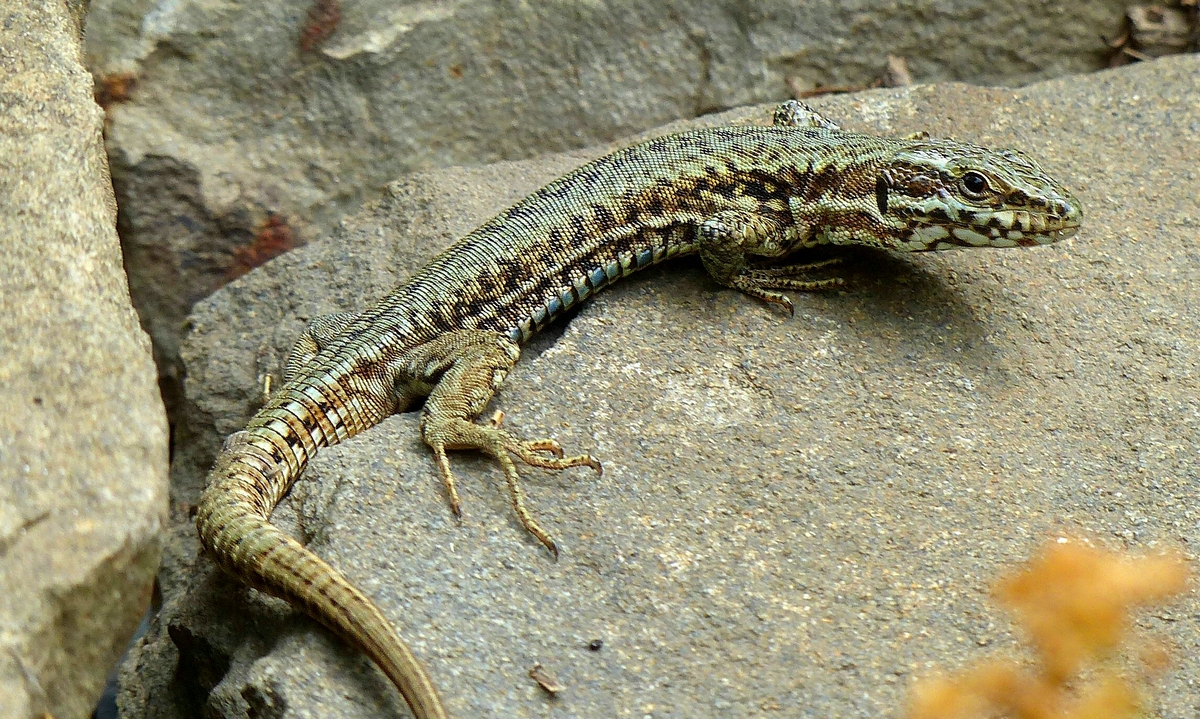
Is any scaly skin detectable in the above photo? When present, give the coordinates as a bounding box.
[195,101,1082,718]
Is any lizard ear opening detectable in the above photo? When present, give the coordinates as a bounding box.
[875,173,890,216]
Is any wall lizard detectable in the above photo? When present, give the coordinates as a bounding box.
[196,101,1082,718]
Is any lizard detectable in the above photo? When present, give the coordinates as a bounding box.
[195,100,1082,719]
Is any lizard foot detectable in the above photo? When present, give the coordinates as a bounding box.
[425,418,600,557]
[729,272,845,316]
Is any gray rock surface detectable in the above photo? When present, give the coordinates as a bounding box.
[83,0,1130,419]
[122,56,1199,718]
[0,1,169,718]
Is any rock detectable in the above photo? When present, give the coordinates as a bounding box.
[122,56,1200,718]
[81,0,1130,419]
[0,1,169,718]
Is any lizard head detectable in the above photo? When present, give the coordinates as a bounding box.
[873,141,1082,251]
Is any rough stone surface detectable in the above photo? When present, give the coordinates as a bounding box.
[82,0,1130,419]
[122,57,1199,718]
[0,1,170,718]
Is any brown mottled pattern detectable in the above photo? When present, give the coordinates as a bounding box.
[195,102,1082,719]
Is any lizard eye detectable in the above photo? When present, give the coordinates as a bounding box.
[961,171,989,197]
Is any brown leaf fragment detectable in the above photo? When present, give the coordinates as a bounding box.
[882,55,913,87]
[1126,5,1191,57]
[529,662,564,695]
[1107,4,1195,65]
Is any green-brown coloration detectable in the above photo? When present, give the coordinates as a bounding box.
[195,102,1082,719]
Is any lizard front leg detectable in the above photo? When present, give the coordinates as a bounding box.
[398,330,601,556]
[698,209,843,315]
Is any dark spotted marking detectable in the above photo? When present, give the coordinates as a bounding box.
[875,175,889,215]
[591,204,619,234]
[926,206,952,224]
[802,162,844,203]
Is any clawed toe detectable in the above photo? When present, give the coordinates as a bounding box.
[750,257,844,276]
[494,431,602,555]
[754,276,845,291]
[424,416,601,556]
[521,437,565,458]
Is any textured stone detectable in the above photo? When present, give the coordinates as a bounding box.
[123,57,1199,718]
[82,0,1129,418]
[0,1,169,718]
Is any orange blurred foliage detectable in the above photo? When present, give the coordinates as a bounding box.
[906,540,1188,719]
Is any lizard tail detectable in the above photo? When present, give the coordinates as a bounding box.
[195,426,448,719]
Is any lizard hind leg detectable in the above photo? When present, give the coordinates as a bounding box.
[406,330,601,557]
[283,311,361,384]
[259,311,360,405]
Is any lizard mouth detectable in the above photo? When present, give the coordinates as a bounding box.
[982,223,1080,248]
[1015,226,1078,246]
[977,199,1082,247]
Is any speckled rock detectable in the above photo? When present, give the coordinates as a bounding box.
[122,56,1199,718]
[83,0,1130,421]
[0,1,169,718]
